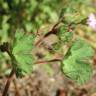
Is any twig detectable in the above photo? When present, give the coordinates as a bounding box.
[35,20,62,46]
[35,58,62,64]
[2,68,15,96]
[51,18,63,30]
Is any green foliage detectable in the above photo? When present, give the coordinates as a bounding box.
[12,30,35,75]
[68,0,91,4]
[0,16,10,42]
[0,0,95,85]
[62,39,94,84]
[60,0,95,24]
[57,25,73,43]
[0,0,63,34]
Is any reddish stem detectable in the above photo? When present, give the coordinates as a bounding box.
[2,68,15,96]
[35,58,62,64]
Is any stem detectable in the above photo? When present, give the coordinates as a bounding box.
[2,68,15,96]
[52,18,63,30]
[2,50,17,96]
[35,20,62,46]
[35,58,62,64]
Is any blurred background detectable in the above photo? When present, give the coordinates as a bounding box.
[0,0,96,96]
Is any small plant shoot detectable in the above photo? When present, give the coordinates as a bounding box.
[0,0,95,96]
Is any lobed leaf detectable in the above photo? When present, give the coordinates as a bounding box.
[62,39,94,84]
[12,31,35,75]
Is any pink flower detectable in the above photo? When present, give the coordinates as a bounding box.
[87,13,96,31]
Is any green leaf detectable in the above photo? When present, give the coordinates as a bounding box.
[70,39,94,59]
[62,39,94,84]
[12,30,35,75]
[57,25,73,43]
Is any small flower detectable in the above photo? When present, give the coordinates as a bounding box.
[87,13,96,31]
